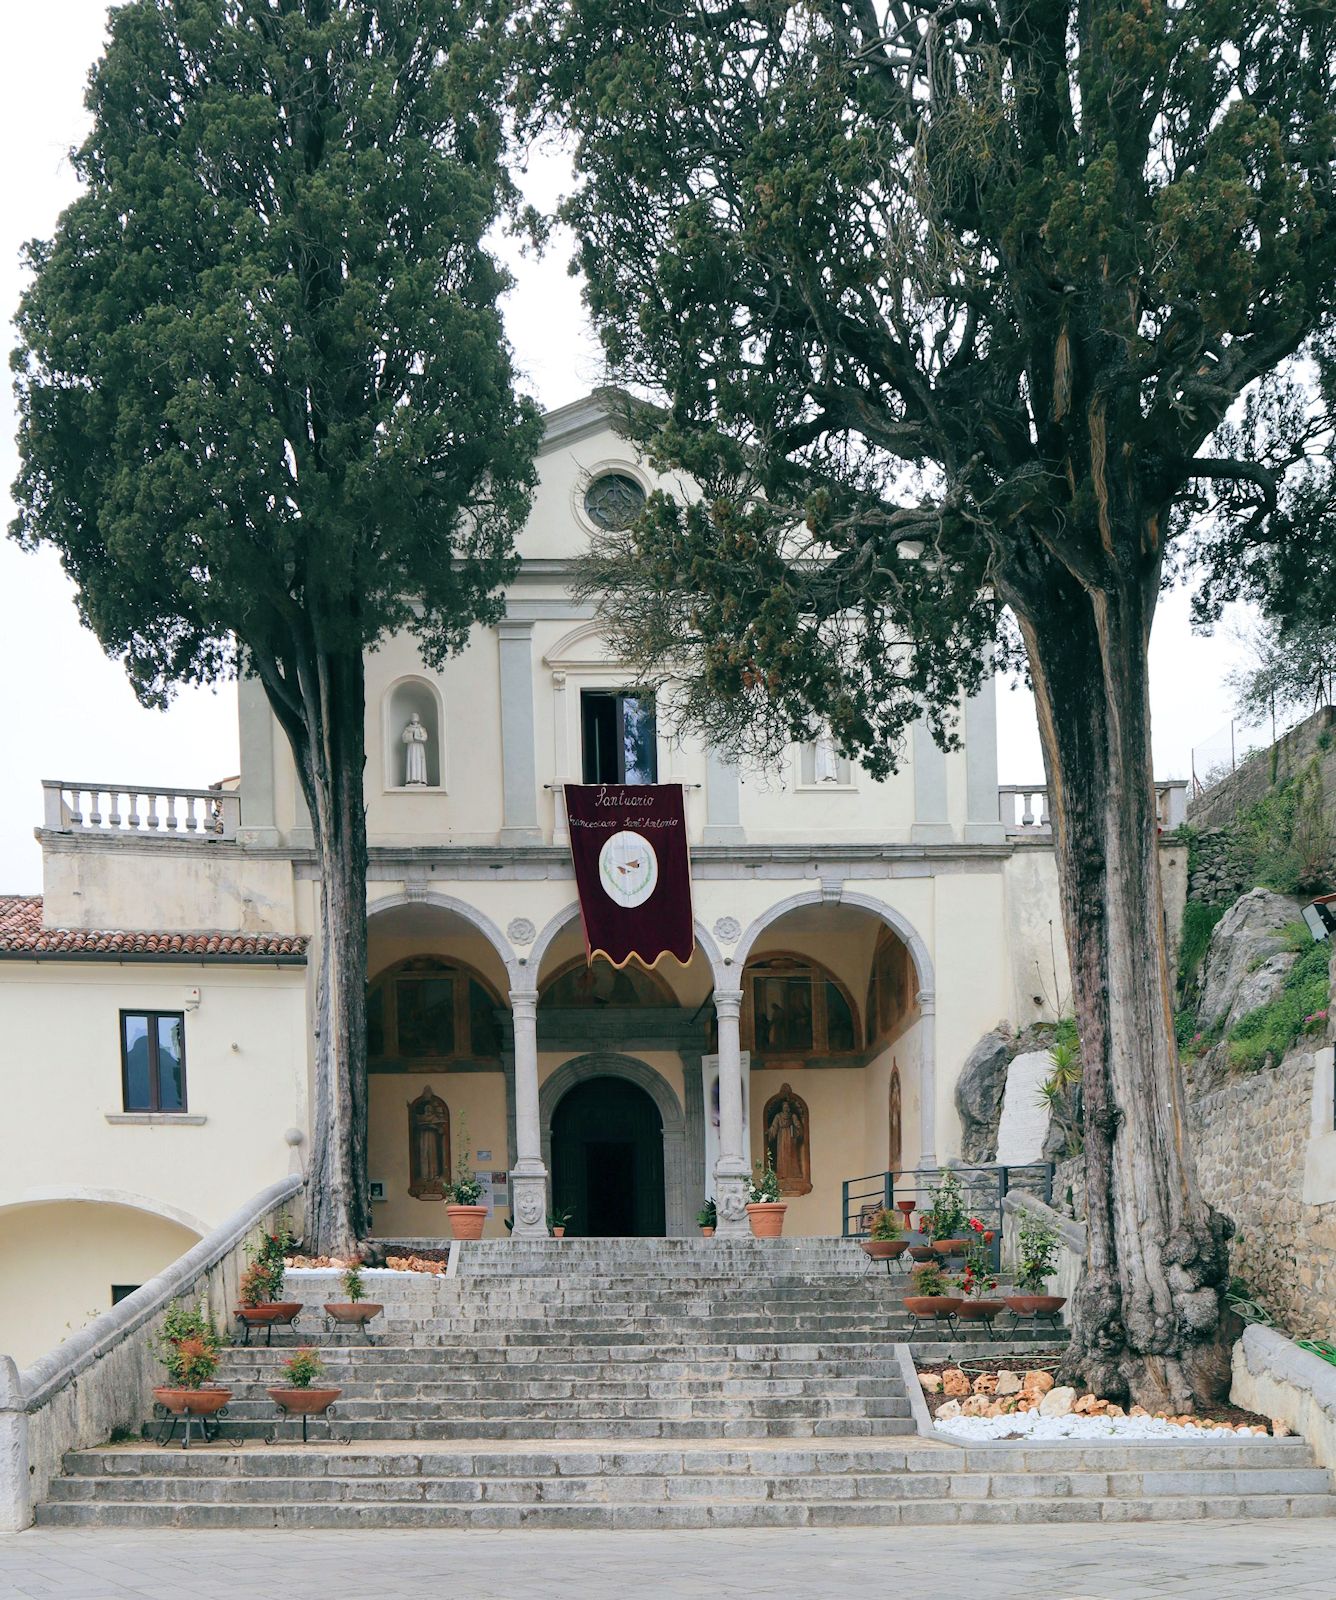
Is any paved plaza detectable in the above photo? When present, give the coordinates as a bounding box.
[2,1523,1336,1600]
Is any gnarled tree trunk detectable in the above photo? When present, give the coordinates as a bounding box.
[1004,548,1232,1411]
[259,644,372,1258]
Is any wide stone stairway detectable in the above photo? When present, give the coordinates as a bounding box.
[36,1240,1336,1528]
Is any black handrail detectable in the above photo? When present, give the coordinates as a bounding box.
[842,1163,1054,1273]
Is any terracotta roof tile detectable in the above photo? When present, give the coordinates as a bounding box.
[0,896,307,960]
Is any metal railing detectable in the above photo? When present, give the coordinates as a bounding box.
[842,1163,1055,1271]
[998,780,1187,836]
[41,780,240,841]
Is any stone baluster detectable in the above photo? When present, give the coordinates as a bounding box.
[126,792,141,829]
[88,790,103,828]
[146,793,160,829]
[712,988,751,1236]
[164,793,179,831]
[508,990,549,1237]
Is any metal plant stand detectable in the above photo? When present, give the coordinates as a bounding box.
[265,1405,350,1446]
[1008,1305,1066,1337]
[152,1401,227,1449]
[235,1307,301,1346]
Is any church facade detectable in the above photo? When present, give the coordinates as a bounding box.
[0,392,1188,1363]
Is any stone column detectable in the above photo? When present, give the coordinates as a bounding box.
[498,620,541,844]
[911,720,953,844]
[712,988,751,1236]
[508,990,548,1236]
[551,671,571,846]
[963,674,1007,844]
[0,1354,31,1532]
[237,673,280,847]
[917,992,938,1168]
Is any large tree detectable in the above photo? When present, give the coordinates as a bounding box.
[525,0,1336,1405]
[11,0,543,1253]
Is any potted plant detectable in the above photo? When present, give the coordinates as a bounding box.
[903,1259,962,1321]
[923,1171,969,1255]
[234,1222,302,1338]
[745,1162,787,1236]
[696,1198,717,1237]
[444,1121,488,1239]
[323,1259,383,1333]
[548,1208,573,1239]
[860,1207,907,1260]
[955,1217,1006,1323]
[267,1348,342,1440]
[1005,1213,1067,1318]
[153,1301,231,1428]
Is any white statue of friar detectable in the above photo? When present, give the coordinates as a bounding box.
[402,712,430,786]
[813,725,840,783]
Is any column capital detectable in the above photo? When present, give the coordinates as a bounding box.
[508,989,539,1015]
[712,988,744,1017]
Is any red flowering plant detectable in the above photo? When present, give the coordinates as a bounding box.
[960,1216,998,1300]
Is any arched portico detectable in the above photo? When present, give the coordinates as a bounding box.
[525,902,726,997]
[541,1053,689,1236]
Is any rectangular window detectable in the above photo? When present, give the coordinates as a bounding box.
[581,690,657,783]
[120,1011,187,1113]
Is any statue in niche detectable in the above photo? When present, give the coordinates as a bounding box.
[813,725,840,784]
[408,1086,450,1199]
[402,712,430,787]
[888,1064,903,1176]
[764,1083,812,1196]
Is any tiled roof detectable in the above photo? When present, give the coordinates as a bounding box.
[0,896,307,960]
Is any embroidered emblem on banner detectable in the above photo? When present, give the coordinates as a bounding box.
[599,831,659,908]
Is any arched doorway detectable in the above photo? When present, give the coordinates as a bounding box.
[551,1076,666,1237]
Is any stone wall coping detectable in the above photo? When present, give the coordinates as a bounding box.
[1238,1325,1336,1426]
[894,1343,937,1438]
[1002,1188,1088,1255]
[16,1174,303,1414]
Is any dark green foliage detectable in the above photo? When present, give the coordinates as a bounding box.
[1227,940,1332,1071]
[1179,903,1227,995]
[12,0,542,707]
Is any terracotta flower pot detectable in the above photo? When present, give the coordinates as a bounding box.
[903,1295,962,1319]
[1005,1293,1066,1317]
[323,1302,383,1326]
[235,1301,303,1324]
[445,1203,488,1240]
[907,1243,937,1261]
[699,1226,715,1237]
[931,1238,968,1256]
[860,1239,907,1260]
[551,1226,566,1238]
[267,1386,342,1416]
[153,1385,231,1416]
[746,1202,788,1237]
[955,1299,1006,1321]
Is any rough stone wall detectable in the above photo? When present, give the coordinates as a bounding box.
[1186,705,1335,834]
[1187,827,1260,907]
[1054,1048,1336,1340]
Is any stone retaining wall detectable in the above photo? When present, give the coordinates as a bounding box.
[1186,706,1336,833]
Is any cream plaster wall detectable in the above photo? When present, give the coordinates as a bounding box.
[0,1202,201,1369]
[366,1070,511,1241]
[749,1067,865,1236]
[41,845,298,934]
[0,962,308,1229]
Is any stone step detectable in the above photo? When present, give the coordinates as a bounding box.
[211,1377,908,1401]
[206,1395,914,1420]
[196,1418,920,1441]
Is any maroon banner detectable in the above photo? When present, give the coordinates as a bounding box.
[563,784,695,969]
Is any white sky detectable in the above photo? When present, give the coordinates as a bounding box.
[0,2,1257,894]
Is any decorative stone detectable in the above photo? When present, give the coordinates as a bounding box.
[506,917,537,946]
[960,1395,992,1417]
[942,1368,971,1398]
[712,916,742,944]
[1038,1385,1076,1418]
[1073,1393,1100,1414]
[918,1373,943,1394]
[996,1050,1058,1164]
[954,1029,1012,1163]
[935,1399,962,1420]
[996,1370,1023,1396]
[1273,1418,1293,1437]
[1022,1371,1055,1396]
[971,1373,998,1396]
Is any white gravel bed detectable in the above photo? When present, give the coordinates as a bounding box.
[935,1412,1271,1443]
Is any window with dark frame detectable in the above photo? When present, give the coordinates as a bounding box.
[581,689,657,784]
[120,1011,187,1113]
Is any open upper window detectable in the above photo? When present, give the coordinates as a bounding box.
[581,689,657,783]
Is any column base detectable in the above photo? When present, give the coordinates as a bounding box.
[713,1165,751,1238]
[509,1165,549,1237]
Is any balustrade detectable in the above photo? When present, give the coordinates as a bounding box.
[41,781,240,841]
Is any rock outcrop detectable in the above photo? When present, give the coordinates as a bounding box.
[954,1029,1011,1162]
[1198,888,1301,1032]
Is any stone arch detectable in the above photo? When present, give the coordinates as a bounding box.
[382,674,445,789]
[3,1186,210,1238]
[539,1052,690,1236]
[526,902,725,994]
[366,891,520,989]
[732,889,939,1166]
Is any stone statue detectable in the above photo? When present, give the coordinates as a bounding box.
[764,1084,812,1195]
[813,726,840,783]
[402,713,430,786]
[408,1087,449,1199]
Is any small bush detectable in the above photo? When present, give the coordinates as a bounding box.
[1227,941,1332,1070]
[281,1349,325,1389]
[1178,902,1226,996]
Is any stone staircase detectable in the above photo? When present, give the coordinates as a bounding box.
[33,1239,1336,1528]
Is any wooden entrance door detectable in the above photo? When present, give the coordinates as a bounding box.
[551,1076,666,1237]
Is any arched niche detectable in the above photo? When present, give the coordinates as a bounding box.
[407,1085,451,1200]
[762,1081,812,1196]
[384,676,443,790]
[539,955,677,1009]
[740,950,861,1061]
[368,955,505,1066]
